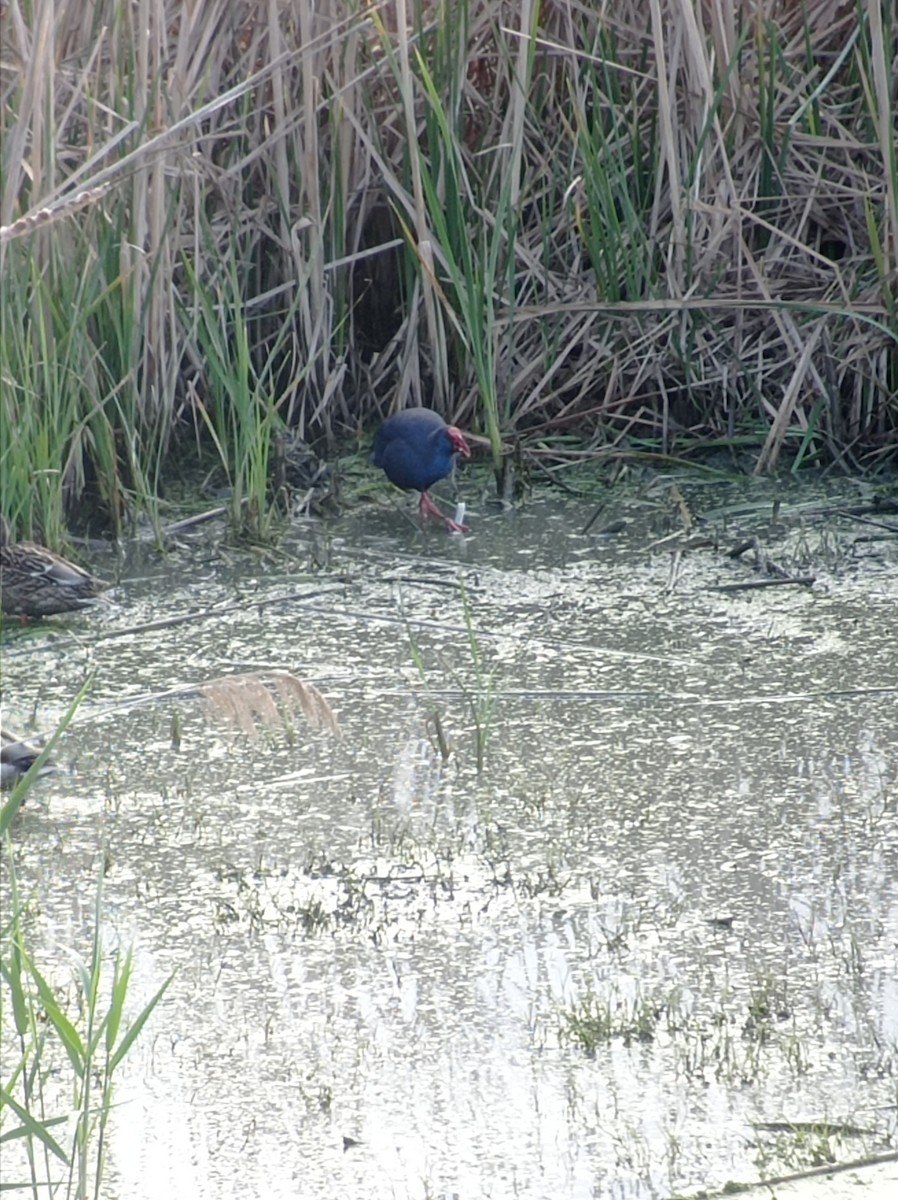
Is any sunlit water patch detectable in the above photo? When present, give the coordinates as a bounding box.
[2,481,896,1199]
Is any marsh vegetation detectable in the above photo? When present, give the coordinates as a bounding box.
[1,0,896,548]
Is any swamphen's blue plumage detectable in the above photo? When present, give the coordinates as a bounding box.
[373,408,471,530]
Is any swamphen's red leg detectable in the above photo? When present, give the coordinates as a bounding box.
[418,491,469,533]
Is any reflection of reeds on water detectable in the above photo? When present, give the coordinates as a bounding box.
[199,670,340,739]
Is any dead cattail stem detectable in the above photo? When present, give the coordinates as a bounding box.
[0,186,110,244]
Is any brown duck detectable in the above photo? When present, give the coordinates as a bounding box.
[1,516,108,618]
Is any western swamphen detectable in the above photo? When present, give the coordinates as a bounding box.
[373,408,471,531]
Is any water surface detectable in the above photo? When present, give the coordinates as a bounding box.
[3,479,897,1199]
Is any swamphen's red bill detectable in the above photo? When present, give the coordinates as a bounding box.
[373,408,471,531]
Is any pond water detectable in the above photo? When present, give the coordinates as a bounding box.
[3,477,897,1199]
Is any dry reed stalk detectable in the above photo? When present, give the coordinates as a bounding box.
[0,186,110,244]
[865,0,898,282]
[199,669,340,737]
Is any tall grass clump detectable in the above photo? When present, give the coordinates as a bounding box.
[1,1,895,538]
[1,861,171,1199]
[183,242,281,540]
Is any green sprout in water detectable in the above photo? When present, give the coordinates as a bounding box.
[457,579,501,775]
[561,987,663,1055]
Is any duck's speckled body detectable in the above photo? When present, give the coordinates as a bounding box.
[1,517,108,618]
